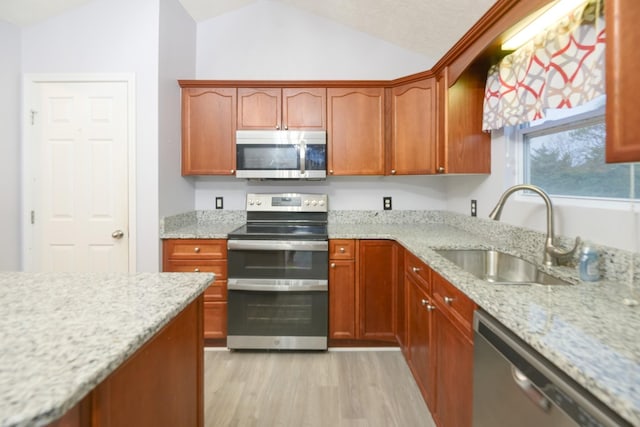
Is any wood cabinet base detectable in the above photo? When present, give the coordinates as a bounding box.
[48,297,204,427]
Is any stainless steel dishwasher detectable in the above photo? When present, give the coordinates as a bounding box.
[472,309,631,427]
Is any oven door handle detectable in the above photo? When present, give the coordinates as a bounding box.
[228,278,328,292]
[227,240,328,251]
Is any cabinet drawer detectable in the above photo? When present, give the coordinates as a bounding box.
[432,272,476,334]
[204,281,227,301]
[163,260,227,279]
[405,251,430,290]
[329,240,356,259]
[164,239,226,259]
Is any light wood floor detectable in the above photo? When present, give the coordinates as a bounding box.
[204,349,436,427]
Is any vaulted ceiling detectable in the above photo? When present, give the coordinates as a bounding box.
[0,0,498,61]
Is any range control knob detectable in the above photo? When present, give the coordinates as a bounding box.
[311,200,318,206]
[256,200,262,206]
[304,200,310,206]
[319,200,325,206]
[248,199,254,205]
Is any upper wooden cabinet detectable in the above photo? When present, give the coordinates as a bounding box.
[436,65,491,174]
[327,87,385,175]
[606,0,640,163]
[181,87,237,176]
[237,87,326,130]
[389,78,437,175]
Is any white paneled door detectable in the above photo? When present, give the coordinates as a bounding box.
[27,79,131,272]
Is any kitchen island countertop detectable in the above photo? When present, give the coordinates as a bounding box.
[0,272,213,427]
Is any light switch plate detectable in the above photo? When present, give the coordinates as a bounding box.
[215,197,223,209]
[471,199,477,217]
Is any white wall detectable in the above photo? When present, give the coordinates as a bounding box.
[195,0,433,80]
[0,20,22,270]
[193,0,446,211]
[21,0,161,271]
[445,131,640,252]
[158,0,197,220]
[194,176,447,211]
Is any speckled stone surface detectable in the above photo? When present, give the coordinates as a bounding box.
[0,272,213,427]
[162,209,640,424]
[160,210,245,239]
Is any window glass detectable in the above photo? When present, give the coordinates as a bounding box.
[522,116,640,200]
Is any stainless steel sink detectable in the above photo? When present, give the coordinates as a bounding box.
[435,249,572,285]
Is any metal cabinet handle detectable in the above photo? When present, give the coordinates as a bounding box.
[230,169,235,174]
[437,166,445,173]
[111,230,124,239]
[412,266,421,273]
[421,299,436,311]
[330,263,336,268]
[329,169,334,174]
[276,125,280,130]
[444,296,454,304]
[194,268,200,272]
[284,125,288,130]
[194,247,200,253]
[391,169,396,175]
[339,247,346,253]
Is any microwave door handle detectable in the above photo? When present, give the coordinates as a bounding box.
[299,141,306,175]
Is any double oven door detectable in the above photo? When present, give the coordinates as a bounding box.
[227,239,328,350]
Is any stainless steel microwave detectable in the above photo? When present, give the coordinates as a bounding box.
[235,130,327,179]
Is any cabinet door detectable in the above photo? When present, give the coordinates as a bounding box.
[438,66,490,174]
[329,259,357,339]
[237,88,282,130]
[358,240,397,341]
[181,87,236,175]
[390,79,437,175]
[606,0,640,162]
[203,301,227,339]
[327,88,385,175]
[406,273,435,410]
[434,308,474,427]
[282,88,326,130]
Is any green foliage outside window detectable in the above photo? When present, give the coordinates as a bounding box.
[524,118,640,200]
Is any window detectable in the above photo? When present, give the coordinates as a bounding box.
[520,111,640,201]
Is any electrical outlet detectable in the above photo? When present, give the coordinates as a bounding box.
[471,199,477,217]
[215,197,223,210]
[383,196,392,211]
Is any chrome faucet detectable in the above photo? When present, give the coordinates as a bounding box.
[488,184,580,266]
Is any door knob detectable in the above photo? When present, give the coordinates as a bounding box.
[111,230,124,239]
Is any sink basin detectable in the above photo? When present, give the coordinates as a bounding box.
[435,249,572,285]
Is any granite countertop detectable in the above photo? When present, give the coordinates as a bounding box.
[330,223,640,425]
[159,210,640,424]
[0,272,213,427]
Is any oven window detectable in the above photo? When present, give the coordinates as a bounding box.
[228,249,328,280]
[228,290,328,337]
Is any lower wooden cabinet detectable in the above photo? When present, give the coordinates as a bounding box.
[358,240,398,342]
[406,271,435,410]
[433,308,474,427]
[329,258,357,339]
[328,239,398,344]
[163,239,227,342]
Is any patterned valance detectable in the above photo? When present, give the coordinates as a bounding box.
[482,0,605,131]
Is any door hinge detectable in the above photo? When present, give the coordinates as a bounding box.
[30,110,37,125]
[31,210,35,224]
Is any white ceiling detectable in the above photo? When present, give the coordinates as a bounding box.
[0,0,498,60]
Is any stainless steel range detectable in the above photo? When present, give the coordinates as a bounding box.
[226,193,328,350]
